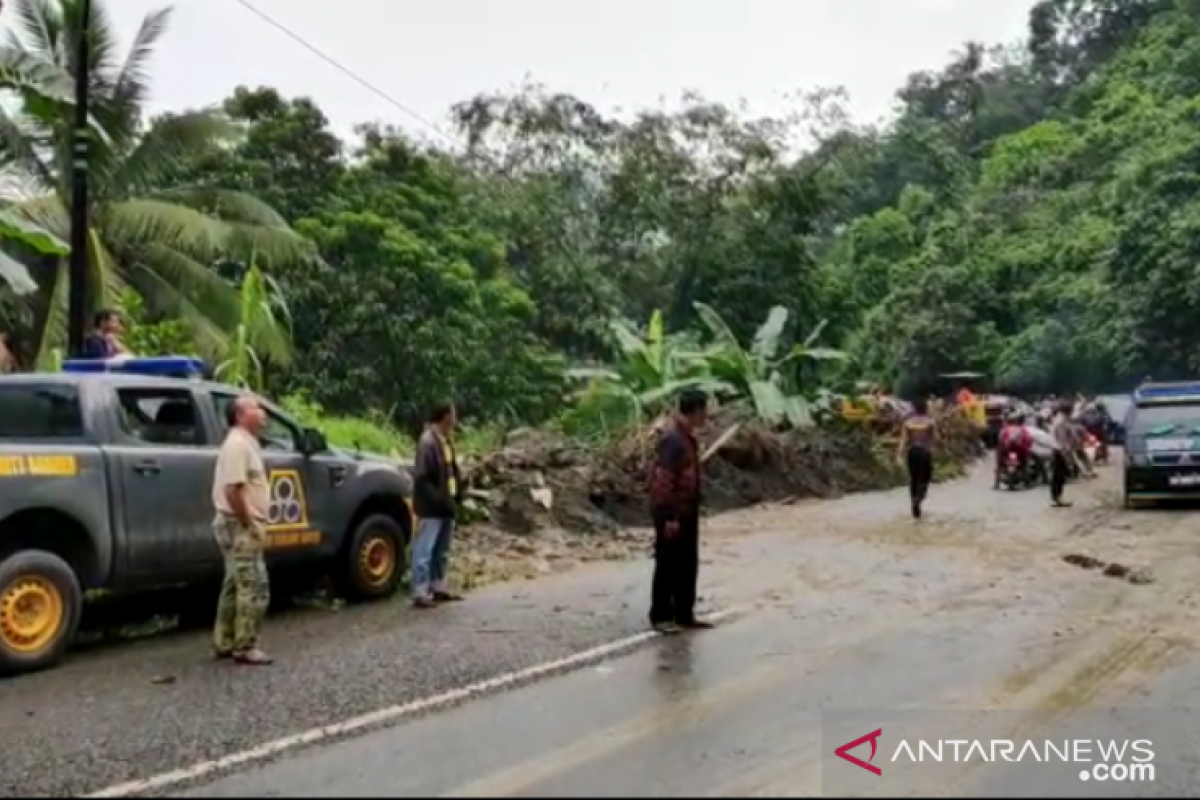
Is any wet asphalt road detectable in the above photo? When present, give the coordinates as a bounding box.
[6,462,1200,797]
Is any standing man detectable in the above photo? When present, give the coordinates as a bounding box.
[81,309,130,359]
[647,389,711,635]
[411,401,465,609]
[1049,400,1074,508]
[211,395,273,665]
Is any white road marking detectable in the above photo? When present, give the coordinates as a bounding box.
[84,605,747,798]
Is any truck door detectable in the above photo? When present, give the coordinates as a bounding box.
[108,385,218,584]
[209,392,332,559]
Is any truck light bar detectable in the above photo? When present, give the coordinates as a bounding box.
[1134,381,1200,404]
[63,356,208,380]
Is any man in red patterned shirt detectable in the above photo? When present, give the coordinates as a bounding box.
[647,389,711,635]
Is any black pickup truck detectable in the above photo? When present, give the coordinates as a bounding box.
[0,371,412,675]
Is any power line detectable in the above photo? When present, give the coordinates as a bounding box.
[225,0,584,274]
[229,0,465,150]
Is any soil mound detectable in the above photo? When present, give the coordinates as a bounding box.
[463,408,984,536]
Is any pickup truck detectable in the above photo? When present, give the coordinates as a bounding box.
[0,371,413,675]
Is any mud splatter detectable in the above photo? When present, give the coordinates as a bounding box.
[1061,553,1154,585]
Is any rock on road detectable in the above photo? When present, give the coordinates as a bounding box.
[5,463,1200,797]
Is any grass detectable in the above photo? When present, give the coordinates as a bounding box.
[280,392,505,459]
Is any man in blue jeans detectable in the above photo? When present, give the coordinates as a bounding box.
[411,401,464,608]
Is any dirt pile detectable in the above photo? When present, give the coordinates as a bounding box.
[463,408,985,537]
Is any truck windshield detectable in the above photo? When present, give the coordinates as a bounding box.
[1130,404,1200,438]
[0,384,84,438]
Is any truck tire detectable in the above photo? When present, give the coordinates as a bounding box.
[0,549,83,675]
[336,513,406,601]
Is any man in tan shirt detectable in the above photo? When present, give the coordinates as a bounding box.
[211,395,273,665]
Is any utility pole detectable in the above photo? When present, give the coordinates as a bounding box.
[66,0,91,357]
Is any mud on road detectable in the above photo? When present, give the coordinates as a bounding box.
[3,462,1198,797]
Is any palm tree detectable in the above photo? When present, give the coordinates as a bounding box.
[0,0,313,363]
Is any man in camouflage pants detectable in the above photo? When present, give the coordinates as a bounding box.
[211,395,273,665]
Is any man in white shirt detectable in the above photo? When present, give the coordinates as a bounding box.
[1049,402,1074,508]
[211,395,273,665]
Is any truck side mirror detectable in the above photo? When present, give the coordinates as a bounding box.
[300,427,328,455]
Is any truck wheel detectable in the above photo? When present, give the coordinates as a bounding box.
[337,513,405,601]
[0,550,83,675]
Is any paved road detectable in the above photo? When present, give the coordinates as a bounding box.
[5,463,1200,797]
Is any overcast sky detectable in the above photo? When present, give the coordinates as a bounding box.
[100,0,1035,143]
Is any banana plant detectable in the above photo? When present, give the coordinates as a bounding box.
[213,256,292,391]
[567,309,729,423]
[693,302,849,428]
[0,209,68,294]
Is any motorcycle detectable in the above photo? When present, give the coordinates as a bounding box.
[1084,430,1109,466]
[1001,450,1040,490]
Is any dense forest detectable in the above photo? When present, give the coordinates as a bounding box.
[0,0,1197,435]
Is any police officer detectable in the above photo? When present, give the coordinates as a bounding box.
[211,395,273,665]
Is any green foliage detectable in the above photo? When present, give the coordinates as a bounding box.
[5,0,1195,445]
[117,289,195,356]
[564,304,848,434]
[823,0,1200,393]
[566,310,728,426]
[0,0,309,364]
[281,392,411,456]
[693,303,848,426]
[213,258,292,391]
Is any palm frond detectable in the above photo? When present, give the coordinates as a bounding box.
[112,6,171,110]
[98,198,228,259]
[109,110,233,197]
[7,194,68,238]
[156,186,289,228]
[87,229,127,308]
[0,98,57,187]
[225,222,318,267]
[128,261,229,357]
[8,0,64,63]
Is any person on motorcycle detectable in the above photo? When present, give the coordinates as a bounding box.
[1068,403,1097,478]
[995,411,1033,489]
[1079,398,1110,464]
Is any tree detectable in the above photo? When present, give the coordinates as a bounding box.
[0,0,311,363]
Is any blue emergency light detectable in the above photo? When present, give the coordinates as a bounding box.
[63,356,208,380]
[1133,381,1200,404]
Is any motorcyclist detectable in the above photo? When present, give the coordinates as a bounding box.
[1068,402,1097,478]
[995,411,1033,489]
[1079,398,1110,464]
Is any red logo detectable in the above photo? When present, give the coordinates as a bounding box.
[835,728,883,776]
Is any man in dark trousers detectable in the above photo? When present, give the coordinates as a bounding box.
[411,401,465,608]
[1049,400,1075,508]
[647,389,711,635]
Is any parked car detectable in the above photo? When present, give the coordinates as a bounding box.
[1122,382,1200,508]
[0,360,412,675]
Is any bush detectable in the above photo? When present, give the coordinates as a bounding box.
[281,392,412,456]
